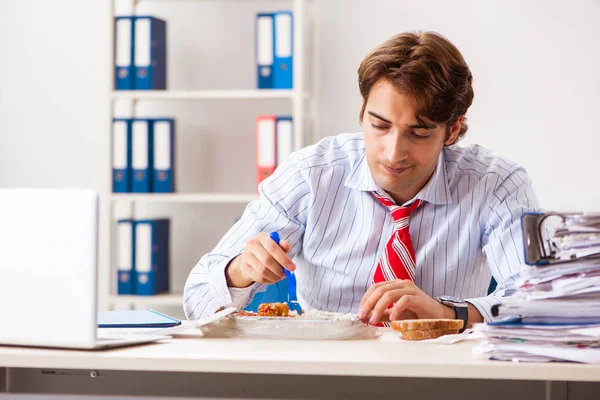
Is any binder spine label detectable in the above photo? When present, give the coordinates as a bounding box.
[153,121,173,193]
[115,18,133,90]
[257,15,274,89]
[117,221,133,295]
[112,120,129,193]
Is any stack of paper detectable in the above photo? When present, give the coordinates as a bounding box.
[474,212,600,363]
[553,214,600,260]
[473,322,600,363]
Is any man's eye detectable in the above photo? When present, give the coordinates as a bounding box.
[371,123,388,131]
[411,132,429,140]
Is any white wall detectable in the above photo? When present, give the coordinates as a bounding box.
[0,0,112,308]
[1,0,599,316]
[318,0,600,212]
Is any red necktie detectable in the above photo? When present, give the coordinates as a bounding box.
[372,192,422,325]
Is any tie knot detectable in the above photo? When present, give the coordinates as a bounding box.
[373,192,423,227]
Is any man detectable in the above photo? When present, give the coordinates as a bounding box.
[183,31,539,328]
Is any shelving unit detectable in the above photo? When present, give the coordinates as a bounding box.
[110,193,259,204]
[109,293,184,309]
[111,89,309,101]
[104,0,319,311]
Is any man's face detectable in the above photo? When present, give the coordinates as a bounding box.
[363,79,460,204]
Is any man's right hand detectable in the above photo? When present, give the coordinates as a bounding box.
[225,232,296,288]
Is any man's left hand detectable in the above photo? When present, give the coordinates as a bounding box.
[358,280,454,325]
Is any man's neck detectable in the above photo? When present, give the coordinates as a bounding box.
[387,164,438,205]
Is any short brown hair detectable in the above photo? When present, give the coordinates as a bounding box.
[358,31,474,142]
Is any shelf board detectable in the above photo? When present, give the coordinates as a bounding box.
[111,89,308,101]
[110,193,258,204]
[109,293,183,308]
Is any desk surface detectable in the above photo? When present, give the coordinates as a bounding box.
[1,337,599,382]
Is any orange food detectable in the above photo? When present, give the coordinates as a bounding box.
[257,302,290,317]
[235,310,258,317]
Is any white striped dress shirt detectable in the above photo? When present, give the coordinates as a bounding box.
[183,132,540,321]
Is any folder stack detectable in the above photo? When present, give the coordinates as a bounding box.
[255,11,293,89]
[114,16,167,90]
[116,218,170,296]
[256,115,293,187]
[474,212,600,364]
[112,118,175,193]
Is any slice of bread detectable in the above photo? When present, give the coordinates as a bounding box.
[391,318,464,332]
[400,328,460,341]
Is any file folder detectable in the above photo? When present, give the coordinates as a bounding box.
[98,309,181,328]
[112,118,132,193]
[256,13,274,89]
[276,116,293,166]
[273,11,293,89]
[132,119,153,193]
[116,219,134,295]
[114,16,134,90]
[134,219,169,296]
[134,16,167,90]
[256,115,277,187]
[522,212,600,266]
[152,118,175,193]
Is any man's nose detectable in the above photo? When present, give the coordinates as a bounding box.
[383,130,409,164]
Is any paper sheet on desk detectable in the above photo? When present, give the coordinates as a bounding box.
[137,307,238,337]
[476,342,600,364]
[138,320,202,337]
[378,329,478,344]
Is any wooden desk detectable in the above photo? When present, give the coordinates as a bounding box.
[1,337,599,399]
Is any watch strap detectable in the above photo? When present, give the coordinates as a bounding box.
[454,304,468,333]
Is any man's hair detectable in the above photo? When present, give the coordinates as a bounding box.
[358,31,474,142]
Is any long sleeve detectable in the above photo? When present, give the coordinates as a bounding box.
[465,167,541,322]
[183,154,312,320]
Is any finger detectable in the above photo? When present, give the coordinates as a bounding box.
[243,253,281,284]
[369,289,406,324]
[379,309,392,323]
[359,280,407,315]
[359,281,393,310]
[388,295,416,321]
[249,242,287,279]
[360,279,410,307]
[258,234,296,272]
[279,239,293,253]
[241,266,277,285]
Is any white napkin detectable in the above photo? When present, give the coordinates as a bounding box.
[378,329,479,344]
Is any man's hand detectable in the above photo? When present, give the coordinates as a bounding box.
[225,232,296,288]
[358,280,454,325]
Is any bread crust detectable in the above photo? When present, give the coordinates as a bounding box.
[391,318,464,332]
[400,328,460,341]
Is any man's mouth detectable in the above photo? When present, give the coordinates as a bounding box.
[381,163,411,175]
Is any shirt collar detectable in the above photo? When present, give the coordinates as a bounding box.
[345,150,452,206]
[344,152,379,192]
[415,150,452,206]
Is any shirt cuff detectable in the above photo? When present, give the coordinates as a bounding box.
[465,296,504,323]
[208,255,265,310]
[229,285,262,309]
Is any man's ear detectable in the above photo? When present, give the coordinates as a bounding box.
[444,115,464,146]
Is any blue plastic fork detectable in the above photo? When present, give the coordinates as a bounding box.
[269,232,302,314]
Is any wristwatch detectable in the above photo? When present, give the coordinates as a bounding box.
[435,295,468,333]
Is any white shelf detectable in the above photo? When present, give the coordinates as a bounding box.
[102,0,319,312]
[110,193,258,204]
[111,89,308,101]
[109,293,183,308]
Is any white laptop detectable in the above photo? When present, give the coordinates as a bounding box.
[0,188,169,349]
